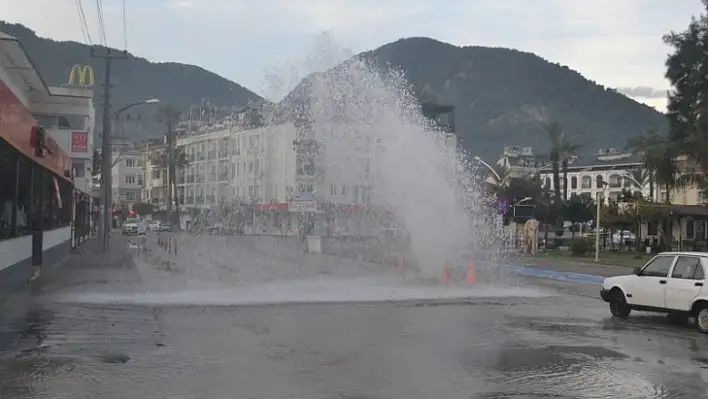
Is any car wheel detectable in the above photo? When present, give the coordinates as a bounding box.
[609,289,631,319]
[694,304,708,334]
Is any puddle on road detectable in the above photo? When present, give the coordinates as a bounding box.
[52,277,555,307]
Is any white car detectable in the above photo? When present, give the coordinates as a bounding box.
[601,252,708,333]
[611,230,636,244]
[122,218,146,236]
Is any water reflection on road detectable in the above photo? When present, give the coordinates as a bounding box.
[1,238,708,398]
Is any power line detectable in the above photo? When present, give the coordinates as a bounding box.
[122,0,128,50]
[95,0,107,46]
[75,0,93,45]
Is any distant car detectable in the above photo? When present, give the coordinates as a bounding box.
[600,252,708,333]
[612,230,636,245]
[122,218,146,236]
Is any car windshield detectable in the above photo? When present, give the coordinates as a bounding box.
[125,218,140,224]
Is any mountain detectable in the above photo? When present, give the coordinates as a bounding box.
[286,37,668,160]
[0,22,263,140]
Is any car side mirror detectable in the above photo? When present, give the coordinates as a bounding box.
[633,267,642,276]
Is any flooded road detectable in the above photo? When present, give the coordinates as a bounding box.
[1,235,708,398]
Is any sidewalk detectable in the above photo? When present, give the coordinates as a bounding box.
[0,234,162,357]
[516,255,634,277]
[37,234,145,296]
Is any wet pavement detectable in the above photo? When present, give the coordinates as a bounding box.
[1,234,708,398]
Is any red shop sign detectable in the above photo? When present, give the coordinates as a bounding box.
[71,131,88,152]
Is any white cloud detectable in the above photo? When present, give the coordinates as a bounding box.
[0,0,704,110]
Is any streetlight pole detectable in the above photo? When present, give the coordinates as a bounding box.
[594,181,609,262]
[100,98,160,253]
[473,156,502,182]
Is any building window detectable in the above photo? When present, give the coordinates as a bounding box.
[699,190,708,205]
[570,176,578,189]
[72,160,85,178]
[581,176,592,189]
[596,175,604,188]
[609,174,622,188]
[125,158,136,168]
[125,175,136,184]
[330,184,336,195]
[125,191,137,201]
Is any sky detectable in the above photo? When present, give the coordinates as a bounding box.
[0,0,705,111]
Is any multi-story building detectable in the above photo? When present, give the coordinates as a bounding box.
[34,85,95,196]
[495,146,549,178]
[537,149,654,202]
[111,145,143,206]
[140,139,169,209]
[174,123,298,209]
[0,30,93,291]
[177,128,232,209]
[229,124,297,204]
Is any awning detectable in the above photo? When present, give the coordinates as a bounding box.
[0,31,72,181]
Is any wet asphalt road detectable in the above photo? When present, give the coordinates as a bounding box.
[1,234,708,398]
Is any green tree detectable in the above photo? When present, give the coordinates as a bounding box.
[627,130,687,203]
[625,166,652,200]
[157,104,184,229]
[132,202,155,217]
[564,193,593,239]
[664,1,708,171]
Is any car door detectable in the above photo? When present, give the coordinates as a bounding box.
[665,256,706,311]
[631,255,676,309]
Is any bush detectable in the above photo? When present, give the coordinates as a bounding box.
[571,239,591,256]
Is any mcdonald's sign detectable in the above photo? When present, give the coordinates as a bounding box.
[67,64,95,87]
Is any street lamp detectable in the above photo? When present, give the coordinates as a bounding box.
[100,97,160,253]
[473,156,502,183]
[594,180,609,262]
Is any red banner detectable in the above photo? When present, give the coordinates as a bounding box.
[71,131,88,152]
[0,79,72,180]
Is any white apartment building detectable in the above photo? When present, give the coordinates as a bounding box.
[33,85,95,196]
[175,124,298,209]
[538,149,654,203]
[229,124,297,204]
[177,128,232,208]
[111,147,143,206]
[495,146,549,179]
[140,140,169,209]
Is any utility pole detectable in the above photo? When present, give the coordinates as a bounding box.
[92,47,127,253]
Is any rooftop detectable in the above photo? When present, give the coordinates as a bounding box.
[0,30,48,95]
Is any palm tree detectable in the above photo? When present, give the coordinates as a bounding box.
[627,129,687,203]
[625,167,652,199]
[541,120,564,204]
[559,140,580,201]
[157,104,183,227]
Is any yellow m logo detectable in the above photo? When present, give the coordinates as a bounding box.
[68,64,95,86]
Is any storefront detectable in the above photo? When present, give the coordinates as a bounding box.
[0,75,74,292]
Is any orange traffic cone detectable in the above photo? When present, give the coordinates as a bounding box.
[464,261,477,285]
[441,262,450,285]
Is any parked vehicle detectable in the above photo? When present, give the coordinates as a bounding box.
[122,218,146,236]
[611,230,636,245]
[601,252,708,333]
